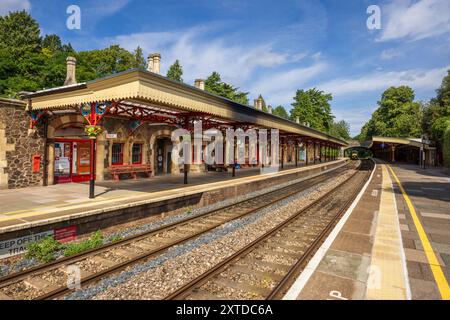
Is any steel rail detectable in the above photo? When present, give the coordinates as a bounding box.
[0,162,353,299]
[266,160,373,299]
[165,160,369,300]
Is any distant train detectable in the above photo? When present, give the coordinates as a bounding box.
[350,151,359,160]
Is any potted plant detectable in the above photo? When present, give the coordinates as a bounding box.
[85,125,103,138]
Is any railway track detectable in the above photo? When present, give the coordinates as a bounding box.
[0,161,356,300]
[165,160,373,300]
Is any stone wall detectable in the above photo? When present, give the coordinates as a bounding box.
[0,98,45,189]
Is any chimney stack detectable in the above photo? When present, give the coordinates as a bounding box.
[254,95,264,110]
[146,55,153,72]
[149,53,161,74]
[295,116,300,124]
[194,79,205,90]
[268,105,273,114]
[64,56,77,86]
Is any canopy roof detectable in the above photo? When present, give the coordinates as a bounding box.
[370,136,435,149]
[23,68,347,146]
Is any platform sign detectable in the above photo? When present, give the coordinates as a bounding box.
[0,230,54,258]
[106,133,117,139]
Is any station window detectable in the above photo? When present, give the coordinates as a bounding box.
[112,143,124,165]
[132,143,143,164]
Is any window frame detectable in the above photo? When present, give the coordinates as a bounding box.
[132,143,143,165]
[111,143,124,166]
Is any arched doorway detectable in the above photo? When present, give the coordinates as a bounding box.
[155,137,173,175]
[53,123,92,183]
[48,115,91,184]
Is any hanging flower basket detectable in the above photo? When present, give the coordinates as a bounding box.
[85,125,103,137]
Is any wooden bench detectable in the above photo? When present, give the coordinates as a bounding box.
[206,164,228,172]
[109,164,152,181]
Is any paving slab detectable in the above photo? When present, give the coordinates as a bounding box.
[288,160,450,300]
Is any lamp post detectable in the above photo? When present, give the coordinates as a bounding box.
[85,125,102,198]
[89,136,96,198]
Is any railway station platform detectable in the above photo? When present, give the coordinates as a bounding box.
[0,159,346,245]
[286,160,450,300]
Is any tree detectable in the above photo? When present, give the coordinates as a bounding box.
[422,70,450,143]
[75,45,142,82]
[204,71,249,105]
[0,10,41,58]
[272,105,289,119]
[132,46,146,69]
[359,86,422,140]
[443,124,450,167]
[0,11,158,97]
[166,60,183,82]
[329,120,351,140]
[0,11,45,96]
[290,88,334,132]
[42,34,62,53]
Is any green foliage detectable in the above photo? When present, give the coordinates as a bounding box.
[42,34,62,53]
[24,231,106,263]
[62,231,104,257]
[329,120,351,140]
[132,46,146,69]
[205,71,249,105]
[25,236,62,263]
[0,10,41,58]
[0,11,148,97]
[166,60,183,82]
[272,105,289,119]
[435,70,450,109]
[422,70,450,144]
[75,45,143,82]
[443,124,450,168]
[0,11,45,96]
[290,88,334,132]
[107,234,123,243]
[359,86,422,140]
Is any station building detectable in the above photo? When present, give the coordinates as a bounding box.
[0,55,347,190]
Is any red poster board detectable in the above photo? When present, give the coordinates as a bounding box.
[54,225,77,243]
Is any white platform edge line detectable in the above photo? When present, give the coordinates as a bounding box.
[389,167,412,300]
[282,159,377,300]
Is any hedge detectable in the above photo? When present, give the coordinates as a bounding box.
[443,124,450,168]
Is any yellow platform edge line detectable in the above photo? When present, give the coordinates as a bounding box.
[387,164,450,300]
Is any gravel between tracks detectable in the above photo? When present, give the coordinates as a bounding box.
[0,163,348,278]
[65,166,357,300]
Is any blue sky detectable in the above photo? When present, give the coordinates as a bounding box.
[2,0,450,136]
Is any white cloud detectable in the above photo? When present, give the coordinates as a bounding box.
[249,63,328,106]
[378,0,450,41]
[311,51,322,61]
[333,107,377,136]
[317,65,449,96]
[84,0,130,17]
[380,48,402,60]
[0,0,30,15]
[108,26,298,88]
